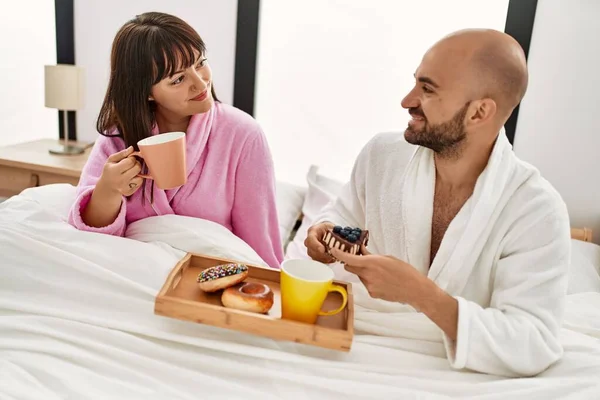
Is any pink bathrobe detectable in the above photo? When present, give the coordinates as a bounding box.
[68,103,284,269]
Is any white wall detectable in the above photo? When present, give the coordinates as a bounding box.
[0,0,57,147]
[513,0,600,243]
[254,0,509,186]
[74,0,238,143]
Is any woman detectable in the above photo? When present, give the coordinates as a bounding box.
[68,12,284,269]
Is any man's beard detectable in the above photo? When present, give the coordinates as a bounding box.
[404,103,469,158]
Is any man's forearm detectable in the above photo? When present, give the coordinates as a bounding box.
[411,279,459,341]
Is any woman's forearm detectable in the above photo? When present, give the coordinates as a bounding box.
[81,182,124,228]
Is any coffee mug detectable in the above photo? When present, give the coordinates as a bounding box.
[132,131,187,190]
[280,259,348,324]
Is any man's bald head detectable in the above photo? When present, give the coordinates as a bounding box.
[435,29,529,116]
[402,29,529,155]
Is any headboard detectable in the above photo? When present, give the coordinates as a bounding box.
[571,227,593,242]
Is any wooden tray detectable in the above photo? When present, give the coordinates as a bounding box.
[154,253,354,352]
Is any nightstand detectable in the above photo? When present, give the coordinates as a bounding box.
[0,139,93,198]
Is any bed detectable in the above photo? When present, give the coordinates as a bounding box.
[1,179,599,400]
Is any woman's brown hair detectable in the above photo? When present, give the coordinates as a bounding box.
[97,12,219,146]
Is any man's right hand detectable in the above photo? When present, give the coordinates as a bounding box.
[97,146,144,198]
[305,222,336,264]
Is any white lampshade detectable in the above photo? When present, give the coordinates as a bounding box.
[44,64,84,111]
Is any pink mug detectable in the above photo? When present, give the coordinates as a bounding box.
[132,131,187,190]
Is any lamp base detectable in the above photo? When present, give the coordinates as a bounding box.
[48,143,85,156]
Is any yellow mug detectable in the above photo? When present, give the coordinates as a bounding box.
[280,259,348,324]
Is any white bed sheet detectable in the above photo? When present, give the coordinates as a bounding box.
[1,185,600,400]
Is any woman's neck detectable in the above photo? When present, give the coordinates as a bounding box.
[155,109,191,133]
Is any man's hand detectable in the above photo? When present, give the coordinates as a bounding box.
[329,246,426,303]
[304,222,336,263]
[329,246,459,340]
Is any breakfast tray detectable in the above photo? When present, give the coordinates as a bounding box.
[154,253,354,352]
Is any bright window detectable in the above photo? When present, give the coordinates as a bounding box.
[255,0,510,185]
[0,0,57,147]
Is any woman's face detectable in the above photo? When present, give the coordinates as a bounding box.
[150,53,214,118]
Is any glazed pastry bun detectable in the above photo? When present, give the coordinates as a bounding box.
[221,282,274,314]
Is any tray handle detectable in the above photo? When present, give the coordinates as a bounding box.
[158,254,191,296]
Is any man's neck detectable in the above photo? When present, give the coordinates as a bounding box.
[155,109,191,134]
[434,135,497,189]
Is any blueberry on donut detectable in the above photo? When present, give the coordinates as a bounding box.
[322,225,369,255]
[197,263,249,292]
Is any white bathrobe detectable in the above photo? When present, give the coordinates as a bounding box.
[316,130,572,377]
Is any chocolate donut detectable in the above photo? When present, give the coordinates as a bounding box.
[322,225,369,255]
[221,282,274,314]
[197,263,249,292]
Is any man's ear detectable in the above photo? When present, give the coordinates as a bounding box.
[467,98,497,126]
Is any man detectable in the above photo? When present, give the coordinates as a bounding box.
[305,29,571,377]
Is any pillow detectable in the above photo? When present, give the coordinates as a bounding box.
[568,239,600,294]
[126,214,269,268]
[284,165,344,260]
[15,181,306,250]
[275,180,306,247]
[17,183,76,220]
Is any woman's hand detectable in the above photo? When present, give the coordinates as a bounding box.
[81,146,143,229]
[97,146,144,197]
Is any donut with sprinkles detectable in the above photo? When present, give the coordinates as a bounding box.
[197,263,250,292]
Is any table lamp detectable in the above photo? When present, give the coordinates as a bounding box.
[44,64,85,155]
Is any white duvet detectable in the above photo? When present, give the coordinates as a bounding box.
[1,185,600,400]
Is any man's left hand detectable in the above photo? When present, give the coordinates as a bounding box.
[329,246,428,306]
[329,245,459,340]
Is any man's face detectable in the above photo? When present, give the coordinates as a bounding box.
[401,45,472,156]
